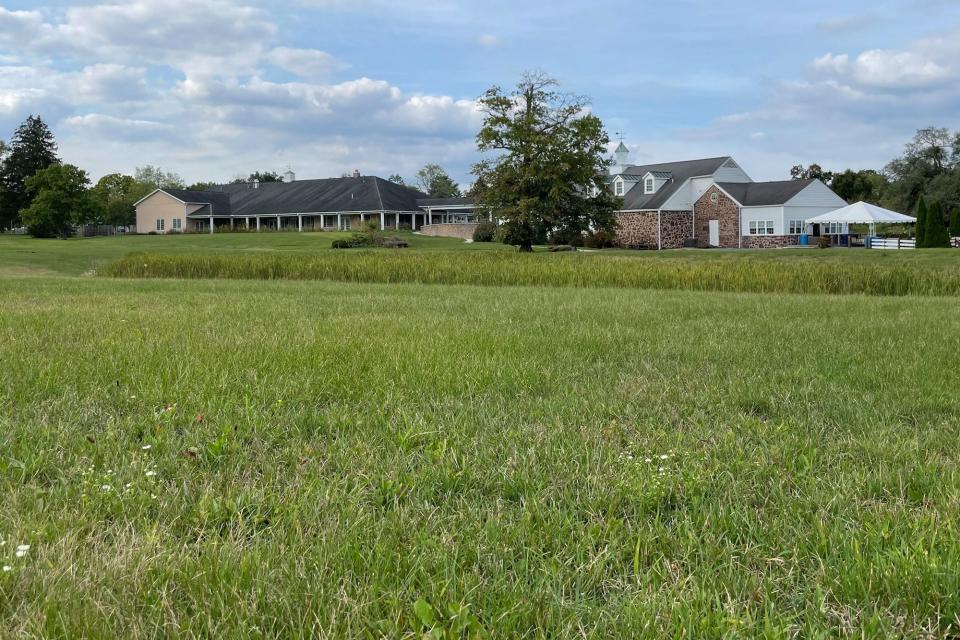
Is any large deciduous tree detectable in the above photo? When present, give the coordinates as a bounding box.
[830,169,887,205]
[93,173,151,227]
[790,163,834,184]
[472,72,620,251]
[0,115,60,230]
[134,165,184,189]
[915,195,927,246]
[21,164,100,238]
[415,164,460,198]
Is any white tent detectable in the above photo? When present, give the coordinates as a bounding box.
[805,201,916,238]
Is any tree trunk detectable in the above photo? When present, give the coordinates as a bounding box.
[518,242,534,252]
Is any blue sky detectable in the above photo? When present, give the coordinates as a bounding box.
[0,0,958,186]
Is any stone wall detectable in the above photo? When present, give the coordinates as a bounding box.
[419,223,479,240]
[693,186,740,248]
[616,210,694,249]
[741,235,805,249]
[660,210,694,249]
[615,211,659,249]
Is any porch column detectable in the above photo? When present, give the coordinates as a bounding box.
[396,212,400,229]
[230,218,234,230]
[276,214,281,230]
[411,212,417,231]
[256,217,261,232]
[380,211,385,230]
[337,213,342,230]
[209,215,214,234]
[245,216,250,229]
[428,210,432,225]
[298,215,303,232]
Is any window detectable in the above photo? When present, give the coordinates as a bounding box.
[710,192,719,204]
[749,220,775,235]
[823,222,844,235]
[172,218,182,231]
[614,180,624,196]
[788,220,804,235]
[339,217,352,231]
[645,177,655,194]
[155,218,165,232]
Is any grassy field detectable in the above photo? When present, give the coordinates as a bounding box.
[1,234,960,637]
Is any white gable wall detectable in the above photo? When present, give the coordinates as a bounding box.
[784,180,847,208]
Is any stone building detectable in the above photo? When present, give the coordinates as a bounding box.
[609,144,848,249]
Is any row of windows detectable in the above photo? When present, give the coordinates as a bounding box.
[155,219,182,231]
[822,222,845,235]
[613,178,657,196]
[788,220,805,235]
[748,220,775,235]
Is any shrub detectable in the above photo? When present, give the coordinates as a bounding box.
[922,200,950,248]
[584,230,616,249]
[472,221,497,243]
[950,207,960,238]
[915,196,927,246]
[817,236,831,249]
[548,229,584,247]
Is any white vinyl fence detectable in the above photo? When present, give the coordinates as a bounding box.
[868,237,915,250]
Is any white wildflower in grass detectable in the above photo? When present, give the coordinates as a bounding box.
[15,544,29,558]
[142,445,152,450]
[659,454,669,460]
[2,565,11,572]
[644,458,652,463]
[145,470,157,477]
[101,484,111,491]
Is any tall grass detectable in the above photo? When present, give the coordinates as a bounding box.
[104,250,960,296]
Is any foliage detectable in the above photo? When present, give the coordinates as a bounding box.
[105,250,960,296]
[231,171,282,184]
[882,127,960,213]
[817,236,831,249]
[21,164,100,238]
[187,182,217,191]
[471,221,497,242]
[584,229,616,249]
[331,219,408,249]
[921,200,950,248]
[134,165,185,189]
[416,164,460,198]
[387,174,406,185]
[473,72,620,251]
[0,115,60,230]
[830,169,888,204]
[950,207,960,238]
[790,163,833,183]
[93,174,151,227]
[915,195,927,246]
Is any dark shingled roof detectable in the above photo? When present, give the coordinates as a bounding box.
[417,197,476,207]
[164,189,232,215]
[716,179,815,206]
[178,177,427,217]
[619,157,730,210]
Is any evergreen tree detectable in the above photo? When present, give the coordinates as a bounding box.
[922,200,949,248]
[914,195,927,246]
[0,115,60,230]
[949,207,960,239]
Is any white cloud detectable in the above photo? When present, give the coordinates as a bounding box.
[266,47,346,78]
[477,34,501,47]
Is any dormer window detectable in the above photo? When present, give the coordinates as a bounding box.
[644,177,655,194]
[615,180,624,196]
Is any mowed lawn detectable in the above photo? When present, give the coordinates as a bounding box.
[1,272,959,637]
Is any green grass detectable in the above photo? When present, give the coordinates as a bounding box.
[0,231,507,277]
[1,275,959,638]
[105,249,960,296]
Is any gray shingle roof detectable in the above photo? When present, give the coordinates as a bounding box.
[177,176,427,218]
[716,179,815,206]
[165,189,232,215]
[619,157,730,210]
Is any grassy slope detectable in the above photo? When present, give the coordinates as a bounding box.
[1,276,959,637]
[1,232,957,278]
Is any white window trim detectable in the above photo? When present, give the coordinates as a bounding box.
[156,218,164,232]
[172,218,182,230]
[748,220,775,236]
[614,179,624,196]
[644,177,655,194]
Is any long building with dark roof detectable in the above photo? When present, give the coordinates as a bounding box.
[134,172,480,234]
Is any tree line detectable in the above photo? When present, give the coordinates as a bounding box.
[791,126,960,245]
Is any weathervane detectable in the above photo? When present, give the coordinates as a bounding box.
[615,131,625,142]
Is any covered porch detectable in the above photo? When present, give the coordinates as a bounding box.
[186,210,428,233]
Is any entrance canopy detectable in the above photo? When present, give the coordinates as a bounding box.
[805,201,916,225]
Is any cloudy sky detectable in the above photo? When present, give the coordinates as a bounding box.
[0,0,958,186]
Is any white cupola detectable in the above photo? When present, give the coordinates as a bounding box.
[611,141,630,175]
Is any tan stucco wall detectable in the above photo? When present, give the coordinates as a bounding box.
[135,191,203,234]
[419,223,479,240]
